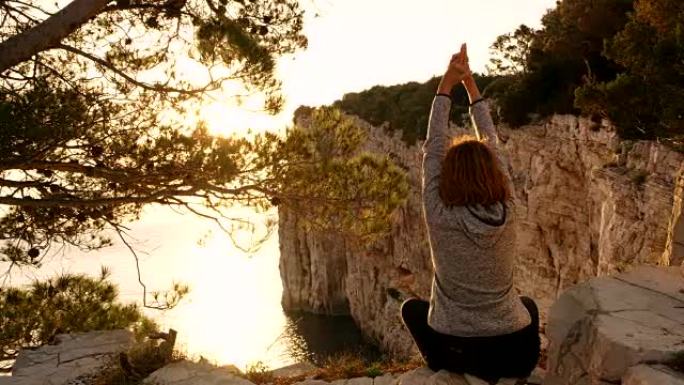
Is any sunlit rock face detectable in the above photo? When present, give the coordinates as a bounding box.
[544,266,684,385]
[502,115,684,314]
[279,207,352,316]
[279,110,684,358]
[279,114,432,357]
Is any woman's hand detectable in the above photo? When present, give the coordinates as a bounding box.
[437,43,472,95]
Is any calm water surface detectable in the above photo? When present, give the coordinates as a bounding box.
[4,205,374,370]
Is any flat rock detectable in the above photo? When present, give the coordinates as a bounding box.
[396,368,521,385]
[9,329,133,385]
[463,373,522,385]
[373,374,398,385]
[622,365,684,385]
[145,361,256,385]
[294,380,330,385]
[347,377,373,385]
[545,266,684,385]
[429,370,468,385]
[271,362,318,378]
[526,367,545,385]
[398,368,436,385]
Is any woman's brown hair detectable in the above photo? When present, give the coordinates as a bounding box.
[439,135,511,207]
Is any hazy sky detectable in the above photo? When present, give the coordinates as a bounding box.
[203,0,558,135]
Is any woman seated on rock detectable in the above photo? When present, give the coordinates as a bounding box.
[400,43,540,383]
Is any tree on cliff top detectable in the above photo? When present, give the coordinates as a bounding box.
[0,0,409,307]
[575,0,684,139]
[488,0,684,141]
[486,0,633,126]
[334,75,498,144]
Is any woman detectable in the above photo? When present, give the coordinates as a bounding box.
[400,43,540,383]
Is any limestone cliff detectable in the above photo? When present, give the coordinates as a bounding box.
[278,111,684,358]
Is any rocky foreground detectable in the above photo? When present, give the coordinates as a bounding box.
[2,266,684,385]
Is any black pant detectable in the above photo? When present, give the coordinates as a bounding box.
[400,297,540,384]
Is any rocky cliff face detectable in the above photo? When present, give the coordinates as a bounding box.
[278,112,684,358]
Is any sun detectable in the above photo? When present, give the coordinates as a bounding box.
[198,98,291,138]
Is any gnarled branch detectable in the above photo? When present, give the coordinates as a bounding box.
[0,0,111,73]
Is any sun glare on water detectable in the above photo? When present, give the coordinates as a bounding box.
[147,217,293,369]
[9,204,294,370]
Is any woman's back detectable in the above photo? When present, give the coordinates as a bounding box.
[424,198,529,337]
[422,95,531,337]
[402,43,539,382]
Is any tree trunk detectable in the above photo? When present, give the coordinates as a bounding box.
[0,0,111,73]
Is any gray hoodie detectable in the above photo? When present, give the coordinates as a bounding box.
[422,95,531,337]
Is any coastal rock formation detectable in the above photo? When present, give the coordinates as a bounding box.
[279,115,434,356]
[279,111,684,357]
[544,266,684,385]
[504,116,682,314]
[2,329,133,385]
[279,207,352,315]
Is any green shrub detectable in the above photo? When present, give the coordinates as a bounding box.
[365,363,384,378]
[0,268,153,370]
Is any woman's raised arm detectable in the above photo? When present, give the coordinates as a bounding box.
[462,70,516,202]
[422,44,471,217]
[463,76,498,148]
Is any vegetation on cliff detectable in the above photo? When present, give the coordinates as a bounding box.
[333,75,497,145]
[0,269,157,371]
[488,0,683,140]
[277,107,409,239]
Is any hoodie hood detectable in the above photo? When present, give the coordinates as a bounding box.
[458,201,508,248]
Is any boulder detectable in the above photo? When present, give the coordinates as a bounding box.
[9,329,133,385]
[397,368,525,385]
[622,365,684,385]
[271,362,319,378]
[545,266,684,385]
[431,371,468,385]
[397,368,436,385]
[346,377,374,385]
[294,380,331,385]
[373,374,399,385]
[144,360,256,385]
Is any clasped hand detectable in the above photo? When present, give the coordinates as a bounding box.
[438,43,472,95]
